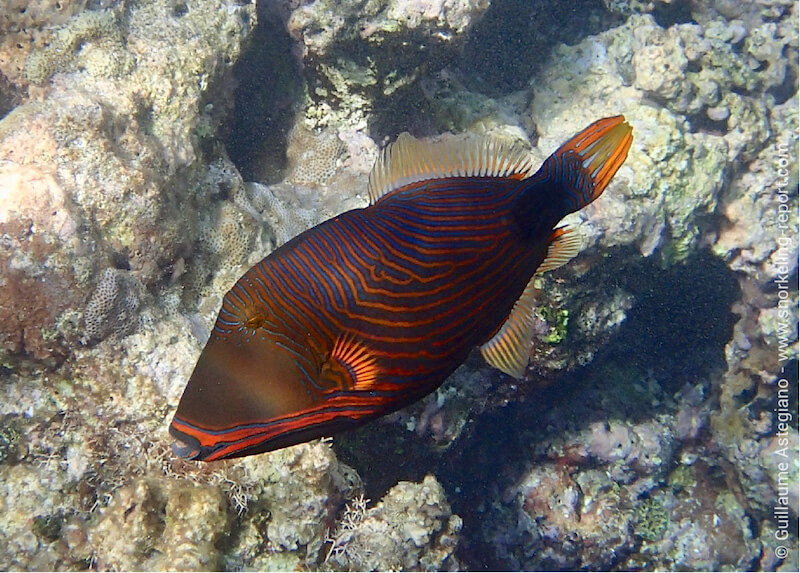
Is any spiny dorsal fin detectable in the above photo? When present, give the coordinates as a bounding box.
[480,276,539,379]
[537,226,582,274]
[479,226,581,378]
[368,133,534,204]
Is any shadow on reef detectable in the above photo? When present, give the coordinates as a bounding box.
[338,248,741,570]
[346,29,461,139]
[333,413,444,502]
[446,249,741,570]
[367,0,699,139]
[223,3,303,182]
[594,247,741,394]
[365,0,624,136]
[458,0,623,97]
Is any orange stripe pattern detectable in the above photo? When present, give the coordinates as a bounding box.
[169,116,633,460]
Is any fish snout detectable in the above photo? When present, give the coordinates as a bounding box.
[169,422,203,459]
[171,438,201,460]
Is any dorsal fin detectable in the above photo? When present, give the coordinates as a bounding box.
[479,225,581,378]
[368,133,534,204]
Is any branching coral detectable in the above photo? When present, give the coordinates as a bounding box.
[323,475,461,571]
[324,494,370,562]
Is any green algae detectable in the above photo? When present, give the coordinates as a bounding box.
[634,496,670,542]
[539,307,569,344]
[0,422,21,464]
[32,513,64,543]
[668,463,696,493]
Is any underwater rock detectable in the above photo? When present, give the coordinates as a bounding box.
[601,0,672,15]
[638,461,763,570]
[288,0,490,129]
[0,0,255,369]
[399,363,494,448]
[472,405,771,570]
[713,97,798,288]
[89,477,229,571]
[253,444,350,560]
[486,464,636,570]
[709,93,798,521]
[0,153,86,367]
[690,0,796,29]
[529,14,752,262]
[325,474,461,571]
[207,442,361,570]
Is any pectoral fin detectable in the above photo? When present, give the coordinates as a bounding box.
[321,331,380,392]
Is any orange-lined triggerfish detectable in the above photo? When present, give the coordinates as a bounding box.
[170,116,633,461]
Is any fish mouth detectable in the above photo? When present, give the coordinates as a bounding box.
[171,438,201,460]
[169,422,203,460]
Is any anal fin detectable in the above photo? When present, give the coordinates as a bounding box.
[480,226,581,378]
[480,277,539,379]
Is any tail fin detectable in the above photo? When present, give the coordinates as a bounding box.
[537,115,633,210]
[514,116,633,239]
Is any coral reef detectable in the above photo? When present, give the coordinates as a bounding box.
[325,475,461,571]
[288,0,491,129]
[0,0,255,368]
[459,363,775,570]
[331,4,797,570]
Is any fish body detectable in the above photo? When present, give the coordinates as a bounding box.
[170,116,633,461]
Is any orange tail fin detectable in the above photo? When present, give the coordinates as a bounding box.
[544,115,633,209]
[515,116,633,238]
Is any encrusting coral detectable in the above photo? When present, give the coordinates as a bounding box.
[82,268,143,346]
[285,125,347,186]
[0,0,88,111]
